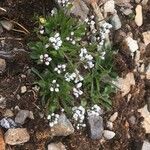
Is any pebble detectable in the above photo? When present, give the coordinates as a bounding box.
[20,86,27,94]
[111,13,122,30]
[129,116,136,124]
[48,142,66,150]
[0,96,6,109]
[0,118,17,129]
[135,0,141,3]
[103,130,116,140]
[51,114,74,137]
[88,115,104,139]
[109,112,118,122]
[121,8,133,16]
[106,121,113,130]
[142,31,150,46]
[135,5,143,27]
[15,110,33,125]
[142,140,150,150]
[5,128,30,145]
[142,0,149,5]
[0,58,6,73]
[3,109,14,118]
[147,97,150,112]
[0,129,5,150]
[0,20,13,31]
[104,0,115,14]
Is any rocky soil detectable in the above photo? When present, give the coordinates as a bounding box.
[0,0,150,150]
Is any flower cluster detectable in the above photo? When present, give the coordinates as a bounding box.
[47,113,60,127]
[73,82,83,98]
[49,33,62,50]
[51,8,57,16]
[57,0,70,7]
[66,32,76,45]
[85,15,97,34]
[79,48,94,69]
[98,22,112,46]
[40,54,52,66]
[72,106,86,129]
[50,80,60,92]
[87,104,103,116]
[54,64,66,74]
[65,70,84,83]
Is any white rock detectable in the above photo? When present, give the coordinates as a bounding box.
[48,142,66,150]
[114,73,135,97]
[103,130,116,140]
[106,121,113,130]
[135,5,143,26]
[126,36,139,53]
[5,128,30,145]
[109,112,118,122]
[142,31,150,46]
[21,86,27,94]
[104,0,115,14]
[142,140,150,150]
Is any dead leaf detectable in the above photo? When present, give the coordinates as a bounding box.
[138,105,150,133]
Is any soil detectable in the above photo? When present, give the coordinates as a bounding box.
[0,0,150,150]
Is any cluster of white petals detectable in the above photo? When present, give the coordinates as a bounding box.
[40,54,52,66]
[47,113,60,127]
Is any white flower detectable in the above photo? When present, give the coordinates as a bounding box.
[40,54,52,65]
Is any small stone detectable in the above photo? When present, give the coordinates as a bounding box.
[5,128,30,145]
[0,118,17,129]
[48,142,66,150]
[15,110,33,125]
[142,31,150,46]
[129,116,136,124]
[135,5,143,27]
[103,130,116,140]
[21,86,27,94]
[0,20,13,31]
[147,97,150,112]
[104,0,115,14]
[109,112,118,122]
[0,58,6,73]
[111,13,122,30]
[87,115,104,139]
[142,0,149,5]
[121,8,133,16]
[0,96,6,109]
[135,0,141,3]
[51,114,74,136]
[0,129,5,150]
[142,140,150,150]
[3,109,14,118]
[106,121,113,130]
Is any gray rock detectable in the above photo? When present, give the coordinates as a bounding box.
[87,115,104,139]
[111,13,122,30]
[0,20,13,31]
[48,142,66,150]
[51,114,74,136]
[142,140,150,150]
[5,128,30,145]
[0,58,6,73]
[103,130,116,140]
[0,118,17,129]
[15,110,33,125]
